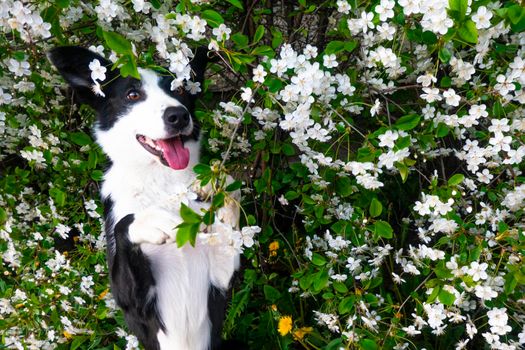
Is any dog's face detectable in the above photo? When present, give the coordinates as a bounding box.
[48,46,207,170]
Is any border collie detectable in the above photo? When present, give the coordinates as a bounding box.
[48,46,241,350]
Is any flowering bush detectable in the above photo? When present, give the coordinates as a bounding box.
[1,0,525,349]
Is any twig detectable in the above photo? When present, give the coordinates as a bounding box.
[327,105,367,139]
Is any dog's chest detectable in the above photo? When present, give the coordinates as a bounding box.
[102,164,200,220]
[103,164,217,348]
[142,243,213,349]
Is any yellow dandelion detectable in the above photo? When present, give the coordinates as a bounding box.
[277,315,292,336]
[293,326,313,341]
[269,241,279,256]
[97,288,109,301]
[63,331,73,339]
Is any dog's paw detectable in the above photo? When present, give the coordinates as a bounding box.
[128,208,181,245]
[191,178,213,201]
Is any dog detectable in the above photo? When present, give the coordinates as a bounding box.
[48,46,241,350]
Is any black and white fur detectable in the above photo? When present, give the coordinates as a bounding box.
[48,47,240,350]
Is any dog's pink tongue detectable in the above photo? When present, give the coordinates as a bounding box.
[157,137,190,170]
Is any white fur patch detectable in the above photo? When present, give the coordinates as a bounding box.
[127,207,181,244]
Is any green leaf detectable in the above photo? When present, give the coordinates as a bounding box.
[338,295,355,314]
[231,53,255,64]
[448,173,465,186]
[49,188,66,207]
[180,203,202,224]
[422,31,438,45]
[251,45,274,57]
[70,336,87,350]
[369,198,382,218]
[54,0,70,8]
[271,28,283,48]
[434,264,454,279]
[427,285,441,302]
[0,207,7,225]
[360,339,378,350]
[119,57,140,79]
[102,31,132,55]
[510,13,525,32]
[438,47,452,63]
[436,123,450,137]
[150,0,161,9]
[87,150,98,169]
[458,20,478,44]
[264,77,282,92]
[202,210,215,226]
[394,136,411,151]
[357,146,375,162]
[212,192,225,208]
[247,214,256,226]
[70,132,92,146]
[253,25,265,43]
[232,32,249,49]
[263,285,281,302]
[193,163,211,175]
[324,41,345,55]
[312,253,327,266]
[313,269,329,292]
[91,170,104,181]
[226,0,244,10]
[326,339,343,350]
[176,222,199,247]
[448,0,467,21]
[374,220,393,239]
[333,281,348,293]
[469,245,482,261]
[440,76,452,88]
[226,180,242,192]
[504,272,518,294]
[335,177,352,197]
[201,10,224,28]
[285,191,300,200]
[344,41,358,53]
[282,143,295,156]
[300,275,313,290]
[438,289,456,306]
[508,5,524,25]
[395,114,421,131]
[492,101,504,117]
[396,162,409,183]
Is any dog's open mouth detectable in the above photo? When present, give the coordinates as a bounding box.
[136,134,190,170]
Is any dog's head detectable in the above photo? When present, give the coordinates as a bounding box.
[48,46,207,171]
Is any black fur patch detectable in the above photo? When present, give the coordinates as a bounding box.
[110,211,164,350]
[208,285,229,349]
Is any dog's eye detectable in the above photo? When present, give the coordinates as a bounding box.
[126,90,141,101]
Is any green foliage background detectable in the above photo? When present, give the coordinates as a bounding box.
[1,0,525,349]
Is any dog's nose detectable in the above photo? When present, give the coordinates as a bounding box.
[163,106,190,129]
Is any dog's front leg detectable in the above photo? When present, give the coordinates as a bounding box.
[108,209,180,350]
[209,188,242,291]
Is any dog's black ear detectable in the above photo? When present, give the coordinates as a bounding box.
[189,47,208,89]
[48,46,116,107]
